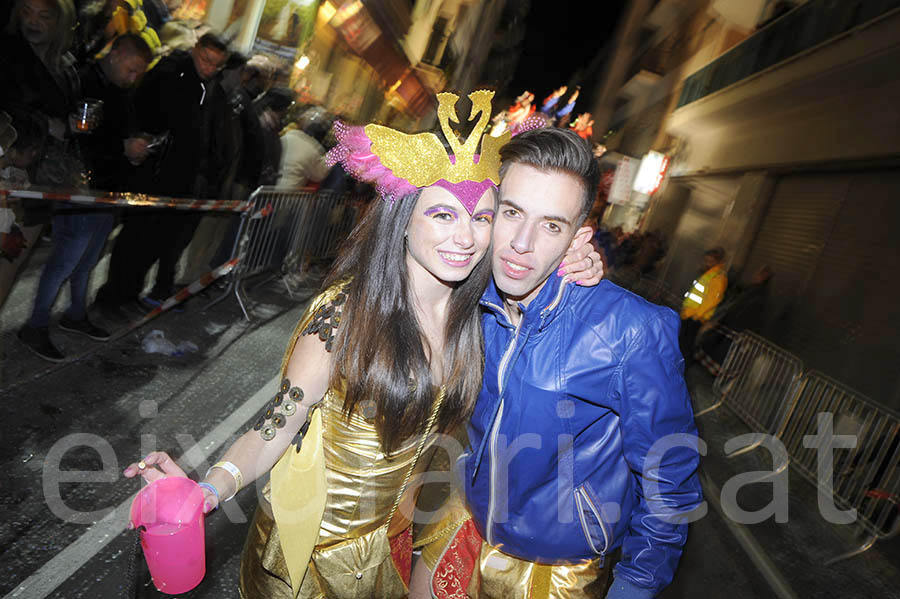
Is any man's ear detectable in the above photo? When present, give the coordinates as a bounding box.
[568,225,593,251]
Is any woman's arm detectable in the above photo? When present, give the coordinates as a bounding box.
[124,327,333,511]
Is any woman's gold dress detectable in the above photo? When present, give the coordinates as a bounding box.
[239,387,426,599]
[239,287,438,598]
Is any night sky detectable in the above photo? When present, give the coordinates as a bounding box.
[506,0,627,110]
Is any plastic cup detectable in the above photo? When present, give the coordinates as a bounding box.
[129,477,206,594]
[75,99,103,132]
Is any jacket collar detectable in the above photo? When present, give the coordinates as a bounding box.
[705,264,725,277]
[480,272,571,331]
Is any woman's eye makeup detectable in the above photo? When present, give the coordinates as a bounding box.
[424,206,459,221]
[472,209,495,223]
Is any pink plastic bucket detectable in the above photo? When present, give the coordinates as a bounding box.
[130,477,206,594]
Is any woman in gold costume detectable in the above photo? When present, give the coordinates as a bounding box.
[124,92,601,599]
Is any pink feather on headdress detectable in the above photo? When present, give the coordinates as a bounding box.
[326,121,418,201]
[511,112,550,136]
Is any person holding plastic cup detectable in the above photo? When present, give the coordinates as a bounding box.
[17,33,156,362]
[124,92,604,599]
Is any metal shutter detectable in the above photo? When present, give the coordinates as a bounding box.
[743,174,848,343]
[790,170,900,408]
[661,176,738,295]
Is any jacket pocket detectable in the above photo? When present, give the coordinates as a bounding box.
[575,484,610,555]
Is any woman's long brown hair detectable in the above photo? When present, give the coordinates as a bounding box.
[323,190,491,454]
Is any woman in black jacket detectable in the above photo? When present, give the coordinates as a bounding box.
[1,0,82,206]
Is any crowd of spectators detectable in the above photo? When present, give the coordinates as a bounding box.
[0,0,345,362]
[592,225,667,277]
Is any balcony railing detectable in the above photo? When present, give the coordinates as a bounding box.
[676,0,900,108]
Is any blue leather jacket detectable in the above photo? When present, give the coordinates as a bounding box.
[464,275,702,596]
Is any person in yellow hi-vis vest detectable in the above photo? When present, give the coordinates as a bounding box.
[679,247,727,365]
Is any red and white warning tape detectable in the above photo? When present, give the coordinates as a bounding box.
[0,257,241,394]
[129,257,240,328]
[0,187,252,212]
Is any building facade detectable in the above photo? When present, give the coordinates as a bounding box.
[198,0,502,127]
[592,0,900,408]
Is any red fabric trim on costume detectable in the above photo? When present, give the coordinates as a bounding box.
[390,528,413,586]
[432,520,483,599]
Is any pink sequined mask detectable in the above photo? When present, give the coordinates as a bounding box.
[431,178,496,213]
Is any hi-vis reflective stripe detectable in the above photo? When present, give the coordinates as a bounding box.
[684,278,705,305]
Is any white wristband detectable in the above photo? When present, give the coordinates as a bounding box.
[206,461,243,502]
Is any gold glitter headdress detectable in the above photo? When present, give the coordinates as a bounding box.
[327,90,510,213]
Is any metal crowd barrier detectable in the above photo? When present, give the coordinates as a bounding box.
[701,338,898,561]
[209,186,364,320]
[696,331,805,458]
[612,272,899,562]
[777,371,900,563]
[0,185,249,320]
[607,272,681,310]
[632,276,681,310]
[279,189,361,287]
[705,321,740,343]
[1,184,366,322]
[692,322,740,377]
[606,268,639,291]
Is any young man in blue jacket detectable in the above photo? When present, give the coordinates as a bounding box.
[420,128,703,599]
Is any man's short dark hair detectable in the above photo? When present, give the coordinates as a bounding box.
[110,33,153,63]
[197,31,230,54]
[498,127,599,225]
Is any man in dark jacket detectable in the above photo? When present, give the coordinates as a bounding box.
[135,31,229,198]
[77,33,153,190]
[18,33,153,361]
[94,32,229,316]
[426,129,702,599]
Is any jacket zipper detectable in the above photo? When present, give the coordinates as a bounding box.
[481,281,566,544]
[540,279,568,320]
[485,312,521,545]
[576,486,610,554]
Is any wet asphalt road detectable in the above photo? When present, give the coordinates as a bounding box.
[1,264,312,598]
[1,261,898,598]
